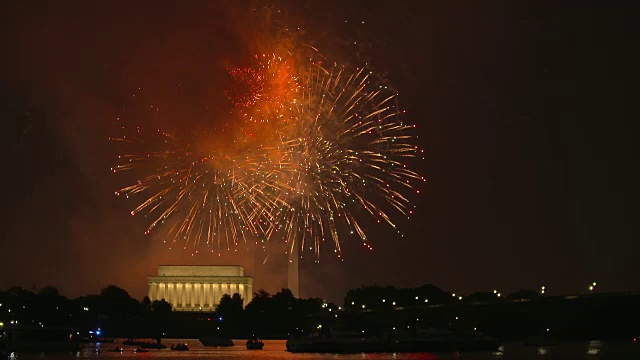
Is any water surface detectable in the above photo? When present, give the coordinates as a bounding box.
[8,338,639,360]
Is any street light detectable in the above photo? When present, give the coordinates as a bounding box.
[541,286,545,294]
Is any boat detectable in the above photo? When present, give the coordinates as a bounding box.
[170,343,189,351]
[246,338,264,350]
[199,336,234,347]
[133,347,149,353]
[286,328,501,353]
[108,347,124,352]
[286,330,386,353]
[392,329,501,353]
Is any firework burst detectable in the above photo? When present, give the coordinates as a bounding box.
[253,61,424,260]
[113,47,423,261]
[111,128,275,253]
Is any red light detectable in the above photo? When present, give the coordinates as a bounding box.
[207,318,211,321]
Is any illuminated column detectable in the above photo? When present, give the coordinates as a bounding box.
[157,283,164,301]
[186,283,192,309]
[203,283,210,308]
[184,283,189,310]
[243,283,248,304]
[209,283,215,310]
[239,284,245,304]
[149,283,158,301]
[193,283,199,309]
[178,283,185,308]
[194,283,199,308]
[174,283,179,308]
[167,283,177,308]
[172,283,178,308]
[212,284,218,306]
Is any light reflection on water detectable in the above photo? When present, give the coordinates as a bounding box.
[4,338,639,360]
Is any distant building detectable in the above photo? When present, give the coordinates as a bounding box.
[147,265,253,312]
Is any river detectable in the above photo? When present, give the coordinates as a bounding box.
[6,338,639,360]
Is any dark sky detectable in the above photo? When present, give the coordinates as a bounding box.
[0,0,633,304]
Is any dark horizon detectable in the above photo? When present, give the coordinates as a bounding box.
[0,0,633,304]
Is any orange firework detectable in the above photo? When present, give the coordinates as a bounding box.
[225,54,300,123]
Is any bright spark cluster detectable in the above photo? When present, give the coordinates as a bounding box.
[225,54,300,123]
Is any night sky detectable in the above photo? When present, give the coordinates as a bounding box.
[0,1,633,304]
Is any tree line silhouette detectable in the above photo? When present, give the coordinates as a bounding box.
[1,284,638,340]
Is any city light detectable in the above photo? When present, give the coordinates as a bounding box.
[382,299,386,303]
[424,299,429,303]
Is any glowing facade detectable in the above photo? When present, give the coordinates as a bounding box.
[147,265,253,311]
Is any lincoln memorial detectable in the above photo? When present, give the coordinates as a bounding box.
[147,265,253,312]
